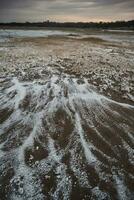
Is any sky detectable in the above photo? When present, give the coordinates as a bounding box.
[0,0,134,22]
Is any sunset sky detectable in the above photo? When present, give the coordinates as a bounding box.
[0,0,134,22]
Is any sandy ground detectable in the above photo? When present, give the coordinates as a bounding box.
[0,29,134,200]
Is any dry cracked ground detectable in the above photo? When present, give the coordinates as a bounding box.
[0,29,134,200]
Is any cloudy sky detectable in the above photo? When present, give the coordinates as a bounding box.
[0,0,134,22]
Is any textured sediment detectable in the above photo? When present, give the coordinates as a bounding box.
[0,30,134,199]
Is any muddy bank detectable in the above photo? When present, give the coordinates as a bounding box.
[0,30,134,200]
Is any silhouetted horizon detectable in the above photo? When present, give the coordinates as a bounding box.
[0,20,134,29]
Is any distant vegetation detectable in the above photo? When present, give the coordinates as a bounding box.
[0,20,134,29]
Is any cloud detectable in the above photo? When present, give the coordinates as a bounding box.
[0,0,134,22]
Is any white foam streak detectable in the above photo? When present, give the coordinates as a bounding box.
[75,113,97,164]
[10,78,26,109]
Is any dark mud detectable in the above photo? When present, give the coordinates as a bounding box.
[0,30,134,200]
[0,71,134,200]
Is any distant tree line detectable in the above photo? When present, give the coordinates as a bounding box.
[0,20,134,29]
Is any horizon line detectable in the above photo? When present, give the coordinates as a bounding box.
[0,19,134,24]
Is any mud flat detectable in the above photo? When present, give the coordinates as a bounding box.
[0,29,134,200]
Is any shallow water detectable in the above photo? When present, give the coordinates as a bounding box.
[0,29,71,40]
